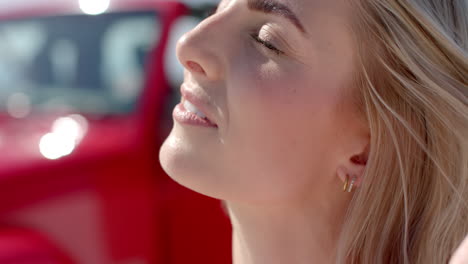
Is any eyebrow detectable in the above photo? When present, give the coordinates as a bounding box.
[247,0,307,34]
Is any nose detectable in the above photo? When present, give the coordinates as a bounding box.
[176,18,225,81]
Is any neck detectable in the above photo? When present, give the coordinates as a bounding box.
[227,198,346,264]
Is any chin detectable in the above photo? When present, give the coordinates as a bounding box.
[159,130,226,200]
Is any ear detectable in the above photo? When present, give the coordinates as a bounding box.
[337,142,369,189]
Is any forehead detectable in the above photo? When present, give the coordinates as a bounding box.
[220,0,356,62]
[281,0,353,28]
[283,0,357,87]
[221,0,354,36]
[280,0,355,51]
[221,0,352,15]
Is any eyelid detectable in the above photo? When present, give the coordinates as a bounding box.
[258,26,278,43]
[264,24,304,57]
[257,25,287,51]
[251,33,283,55]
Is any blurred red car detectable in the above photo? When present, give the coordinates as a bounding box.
[0,1,231,264]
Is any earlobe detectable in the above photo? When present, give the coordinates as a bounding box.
[337,166,363,192]
[337,141,370,191]
[337,153,368,191]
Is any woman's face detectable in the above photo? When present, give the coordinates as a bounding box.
[160,0,368,204]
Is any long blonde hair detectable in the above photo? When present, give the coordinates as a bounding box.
[337,0,468,263]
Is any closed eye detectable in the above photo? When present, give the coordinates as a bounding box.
[250,33,284,56]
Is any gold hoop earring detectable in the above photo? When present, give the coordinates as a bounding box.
[343,174,349,192]
[347,176,356,193]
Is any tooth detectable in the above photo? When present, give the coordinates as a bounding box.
[184,100,206,118]
[195,109,206,118]
[183,100,196,113]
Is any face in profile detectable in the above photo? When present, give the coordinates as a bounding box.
[160,0,369,204]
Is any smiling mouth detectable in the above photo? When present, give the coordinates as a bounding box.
[183,99,207,119]
[173,98,218,128]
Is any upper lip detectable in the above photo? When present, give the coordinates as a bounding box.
[180,84,218,126]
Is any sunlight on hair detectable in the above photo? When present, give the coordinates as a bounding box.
[79,0,110,15]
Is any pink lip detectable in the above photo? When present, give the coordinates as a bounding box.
[173,85,218,128]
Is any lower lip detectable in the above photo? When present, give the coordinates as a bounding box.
[173,103,218,128]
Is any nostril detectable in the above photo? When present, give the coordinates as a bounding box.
[186,60,206,75]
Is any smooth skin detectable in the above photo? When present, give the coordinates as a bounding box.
[160,0,370,263]
[451,235,468,264]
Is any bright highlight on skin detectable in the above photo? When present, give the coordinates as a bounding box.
[79,0,110,15]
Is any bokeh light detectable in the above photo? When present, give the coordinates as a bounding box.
[79,0,110,15]
[39,115,88,160]
[6,93,31,118]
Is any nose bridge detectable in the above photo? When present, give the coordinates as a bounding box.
[176,14,227,80]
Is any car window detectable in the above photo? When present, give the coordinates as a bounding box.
[0,11,160,117]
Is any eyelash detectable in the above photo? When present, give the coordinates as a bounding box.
[250,33,284,56]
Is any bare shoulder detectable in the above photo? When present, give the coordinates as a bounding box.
[450,235,468,264]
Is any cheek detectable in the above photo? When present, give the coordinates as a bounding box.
[223,59,343,200]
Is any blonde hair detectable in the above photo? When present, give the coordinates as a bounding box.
[337,0,468,263]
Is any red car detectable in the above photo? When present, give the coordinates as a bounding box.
[0,1,231,263]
